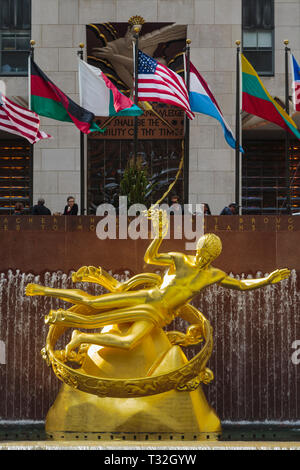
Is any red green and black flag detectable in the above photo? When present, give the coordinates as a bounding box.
[30,58,103,134]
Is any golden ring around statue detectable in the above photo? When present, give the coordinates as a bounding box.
[42,311,214,399]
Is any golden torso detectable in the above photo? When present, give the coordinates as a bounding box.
[145,254,226,314]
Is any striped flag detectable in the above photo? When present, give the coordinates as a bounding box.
[0,92,51,144]
[188,60,242,151]
[137,50,194,120]
[291,54,300,112]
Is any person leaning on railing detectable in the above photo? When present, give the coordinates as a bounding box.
[63,196,78,215]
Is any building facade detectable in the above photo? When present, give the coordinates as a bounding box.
[0,0,300,215]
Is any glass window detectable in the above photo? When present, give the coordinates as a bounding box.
[243,31,257,48]
[0,0,31,30]
[242,0,274,30]
[242,140,300,215]
[242,0,274,76]
[0,140,32,215]
[258,31,272,48]
[0,0,31,76]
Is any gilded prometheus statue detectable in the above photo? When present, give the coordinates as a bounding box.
[26,210,290,396]
[25,210,290,436]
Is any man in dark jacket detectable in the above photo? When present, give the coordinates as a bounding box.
[63,196,78,215]
[220,203,238,215]
[31,198,51,215]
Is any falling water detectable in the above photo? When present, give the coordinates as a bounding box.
[0,269,299,422]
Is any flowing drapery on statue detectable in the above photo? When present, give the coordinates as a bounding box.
[26,210,290,438]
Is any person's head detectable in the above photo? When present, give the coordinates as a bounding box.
[67,196,75,208]
[170,194,180,205]
[229,203,237,214]
[195,233,222,267]
[14,202,24,212]
[204,203,211,215]
[37,198,45,206]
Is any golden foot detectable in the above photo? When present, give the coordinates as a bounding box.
[72,266,101,283]
[45,309,66,325]
[25,283,46,296]
[65,330,83,357]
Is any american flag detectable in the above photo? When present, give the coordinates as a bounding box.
[291,54,300,112]
[0,92,51,144]
[137,50,194,120]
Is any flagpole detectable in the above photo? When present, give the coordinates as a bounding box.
[235,40,241,214]
[284,39,291,215]
[29,39,35,212]
[77,43,85,215]
[184,39,191,205]
[28,40,35,110]
[133,26,140,166]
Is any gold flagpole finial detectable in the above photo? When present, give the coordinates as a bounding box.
[128,15,145,26]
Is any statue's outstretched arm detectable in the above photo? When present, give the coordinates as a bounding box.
[144,237,174,267]
[220,268,290,291]
[144,210,174,267]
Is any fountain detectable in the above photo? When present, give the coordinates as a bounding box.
[18,212,292,441]
[0,268,298,427]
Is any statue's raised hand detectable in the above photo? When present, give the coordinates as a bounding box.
[149,208,169,239]
[268,268,291,285]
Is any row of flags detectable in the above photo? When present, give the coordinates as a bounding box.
[0,48,300,147]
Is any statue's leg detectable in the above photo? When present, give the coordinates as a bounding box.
[26,283,94,306]
[45,291,149,327]
[26,283,147,310]
[65,319,154,356]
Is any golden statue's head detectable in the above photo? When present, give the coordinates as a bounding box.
[195,233,222,266]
